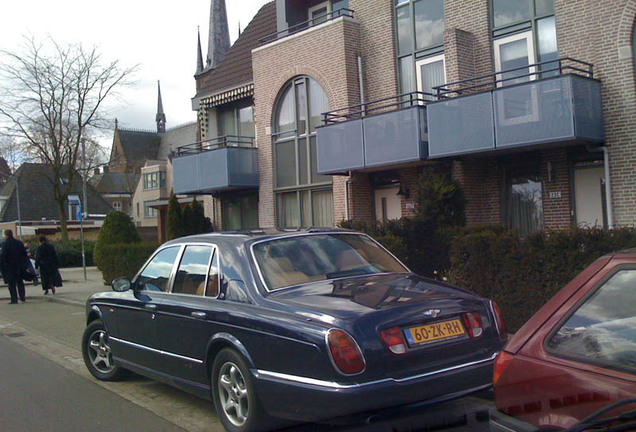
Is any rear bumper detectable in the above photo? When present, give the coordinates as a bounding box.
[253,353,496,422]
[489,409,536,432]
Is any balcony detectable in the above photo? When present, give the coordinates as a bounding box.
[316,93,430,174]
[259,7,354,45]
[172,136,258,194]
[427,58,604,158]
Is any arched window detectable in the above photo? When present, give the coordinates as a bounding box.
[273,77,333,229]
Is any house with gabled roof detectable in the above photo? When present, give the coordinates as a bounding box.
[0,163,113,239]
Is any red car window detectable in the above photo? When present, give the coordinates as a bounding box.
[547,269,636,374]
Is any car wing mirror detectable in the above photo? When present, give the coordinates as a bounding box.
[112,277,132,292]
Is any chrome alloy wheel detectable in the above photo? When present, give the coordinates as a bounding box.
[218,361,249,427]
[87,329,114,373]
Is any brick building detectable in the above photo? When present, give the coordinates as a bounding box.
[175,0,636,234]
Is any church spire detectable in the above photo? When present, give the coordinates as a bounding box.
[156,81,166,133]
[196,26,204,74]
[206,0,230,69]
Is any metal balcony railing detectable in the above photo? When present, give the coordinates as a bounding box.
[176,135,255,156]
[433,57,594,99]
[259,8,354,45]
[321,91,435,124]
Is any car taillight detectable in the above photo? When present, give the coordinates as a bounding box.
[327,329,366,375]
[490,300,508,340]
[380,326,407,355]
[493,350,513,385]
[462,312,483,338]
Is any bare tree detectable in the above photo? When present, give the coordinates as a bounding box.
[0,35,136,239]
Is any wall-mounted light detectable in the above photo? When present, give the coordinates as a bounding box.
[547,161,553,182]
[396,183,410,199]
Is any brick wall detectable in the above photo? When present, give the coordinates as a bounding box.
[252,17,362,228]
[444,0,493,83]
[541,148,572,229]
[555,0,636,226]
[350,0,399,102]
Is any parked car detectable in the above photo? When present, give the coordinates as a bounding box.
[82,229,507,432]
[490,250,636,432]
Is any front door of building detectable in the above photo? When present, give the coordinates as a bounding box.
[375,186,401,222]
[574,163,606,227]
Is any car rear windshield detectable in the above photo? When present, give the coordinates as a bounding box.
[252,233,409,291]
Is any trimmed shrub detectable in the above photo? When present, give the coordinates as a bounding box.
[51,240,96,268]
[94,211,142,272]
[98,243,158,285]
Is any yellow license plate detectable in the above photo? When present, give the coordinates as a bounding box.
[404,319,466,346]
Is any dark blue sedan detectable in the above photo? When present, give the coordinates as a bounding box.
[82,229,507,432]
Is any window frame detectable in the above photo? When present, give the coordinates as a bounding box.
[415,53,446,100]
[143,171,166,191]
[491,0,556,82]
[308,1,331,23]
[273,76,333,230]
[544,265,636,375]
[169,243,220,298]
[134,245,182,292]
[502,162,544,235]
[144,201,158,219]
[394,0,445,95]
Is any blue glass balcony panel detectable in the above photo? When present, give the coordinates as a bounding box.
[173,147,258,194]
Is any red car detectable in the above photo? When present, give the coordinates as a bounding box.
[490,250,636,431]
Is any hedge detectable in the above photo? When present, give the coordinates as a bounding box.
[53,240,96,268]
[98,243,158,285]
[450,226,636,332]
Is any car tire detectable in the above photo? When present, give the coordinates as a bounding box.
[82,320,127,381]
[211,348,270,432]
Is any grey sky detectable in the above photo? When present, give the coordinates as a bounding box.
[0,0,270,145]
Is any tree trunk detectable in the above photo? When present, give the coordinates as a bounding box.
[57,196,69,241]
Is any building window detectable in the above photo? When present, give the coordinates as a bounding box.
[395,0,445,98]
[222,194,259,231]
[504,165,543,235]
[218,104,255,138]
[273,77,333,229]
[144,202,158,219]
[492,0,557,82]
[143,171,166,190]
[112,201,122,212]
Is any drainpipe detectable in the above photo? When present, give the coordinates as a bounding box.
[588,145,614,229]
[357,53,365,116]
[602,146,614,229]
[345,177,351,221]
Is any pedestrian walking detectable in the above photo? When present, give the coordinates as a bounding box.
[23,239,40,286]
[0,229,28,304]
[35,235,61,295]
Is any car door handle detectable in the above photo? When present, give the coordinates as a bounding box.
[145,304,157,310]
[191,311,206,319]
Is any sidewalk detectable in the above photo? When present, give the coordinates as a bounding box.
[0,266,109,306]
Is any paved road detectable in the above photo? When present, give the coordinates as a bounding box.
[0,267,493,432]
[0,335,188,432]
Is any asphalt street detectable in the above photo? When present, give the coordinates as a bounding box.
[0,267,494,432]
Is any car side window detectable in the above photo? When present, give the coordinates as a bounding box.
[547,269,636,372]
[206,250,220,297]
[137,247,180,292]
[172,245,214,296]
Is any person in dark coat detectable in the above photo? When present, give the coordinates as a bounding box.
[0,229,28,304]
[35,235,60,295]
